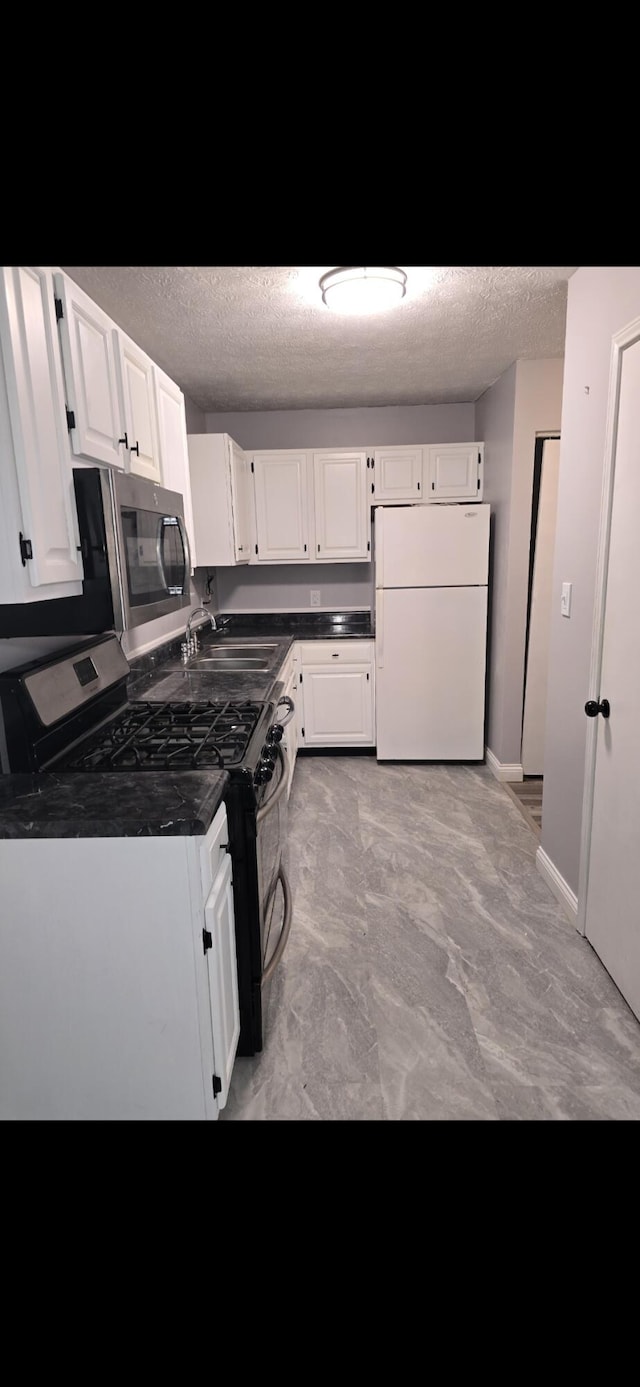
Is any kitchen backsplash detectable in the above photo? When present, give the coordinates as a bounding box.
[213,563,374,613]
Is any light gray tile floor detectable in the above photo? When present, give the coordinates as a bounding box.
[222,756,640,1121]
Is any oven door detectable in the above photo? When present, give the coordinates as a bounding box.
[255,743,292,986]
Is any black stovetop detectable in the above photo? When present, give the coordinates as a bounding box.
[58,699,267,772]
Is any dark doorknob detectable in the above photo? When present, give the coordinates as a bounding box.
[585,698,610,719]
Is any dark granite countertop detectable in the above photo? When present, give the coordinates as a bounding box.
[0,769,229,839]
[0,611,373,840]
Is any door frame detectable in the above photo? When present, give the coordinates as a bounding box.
[577,313,640,935]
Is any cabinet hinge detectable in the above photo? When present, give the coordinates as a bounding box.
[366,671,370,681]
[202,927,212,954]
[54,296,64,321]
[66,407,76,431]
[299,672,303,683]
[431,482,435,491]
[301,728,305,738]
[477,478,481,490]
[417,481,421,491]
[478,451,481,466]
[367,540,370,551]
[251,460,254,473]
[255,544,258,555]
[371,482,374,494]
[19,532,33,565]
[366,456,370,468]
[212,1074,222,1097]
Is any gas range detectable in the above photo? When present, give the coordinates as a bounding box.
[59,698,278,776]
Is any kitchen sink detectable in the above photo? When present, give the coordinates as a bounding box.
[203,645,277,659]
[186,656,270,670]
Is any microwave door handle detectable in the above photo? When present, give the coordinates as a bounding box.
[179,517,191,580]
[156,517,169,590]
[256,744,288,825]
[156,515,190,593]
[261,863,292,986]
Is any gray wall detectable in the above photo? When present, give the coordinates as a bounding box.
[542,267,640,896]
[476,359,564,766]
[215,563,374,613]
[476,364,518,761]
[184,393,206,433]
[204,402,476,449]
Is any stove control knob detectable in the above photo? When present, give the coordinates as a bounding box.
[261,750,276,770]
[255,761,274,784]
[267,724,284,744]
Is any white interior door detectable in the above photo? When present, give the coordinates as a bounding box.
[522,439,561,775]
[581,333,640,1019]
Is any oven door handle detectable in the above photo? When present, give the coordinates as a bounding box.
[256,744,288,825]
[275,695,294,728]
[261,863,292,986]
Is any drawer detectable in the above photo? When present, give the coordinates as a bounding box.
[299,640,373,665]
[200,802,231,896]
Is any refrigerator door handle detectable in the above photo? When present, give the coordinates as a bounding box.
[376,592,384,668]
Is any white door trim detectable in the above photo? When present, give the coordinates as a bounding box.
[576,313,640,936]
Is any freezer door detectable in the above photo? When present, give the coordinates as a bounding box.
[375,586,488,760]
[375,503,489,588]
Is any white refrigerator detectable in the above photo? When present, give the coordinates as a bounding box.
[375,503,490,760]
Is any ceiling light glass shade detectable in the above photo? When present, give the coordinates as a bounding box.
[320,266,407,314]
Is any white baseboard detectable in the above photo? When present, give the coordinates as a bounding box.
[485,747,524,782]
[536,846,578,921]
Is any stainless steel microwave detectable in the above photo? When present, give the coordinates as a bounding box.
[0,468,191,639]
[77,468,192,632]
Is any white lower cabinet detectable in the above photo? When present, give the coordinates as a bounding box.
[298,641,375,747]
[0,803,239,1120]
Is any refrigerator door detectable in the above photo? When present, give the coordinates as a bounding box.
[376,586,488,760]
[375,503,489,588]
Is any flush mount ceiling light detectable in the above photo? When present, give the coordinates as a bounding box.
[319,266,407,314]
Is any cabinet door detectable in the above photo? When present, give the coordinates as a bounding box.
[373,446,423,502]
[427,444,483,501]
[0,266,84,590]
[302,665,374,745]
[313,452,369,559]
[115,331,162,483]
[53,273,125,469]
[229,438,251,562]
[204,852,240,1110]
[253,452,309,561]
[154,367,195,570]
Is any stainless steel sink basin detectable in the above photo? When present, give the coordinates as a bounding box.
[204,645,277,660]
[187,656,270,670]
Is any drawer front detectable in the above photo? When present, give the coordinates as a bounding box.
[200,802,231,897]
[299,640,373,665]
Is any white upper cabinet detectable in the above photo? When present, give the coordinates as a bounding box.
[154,367,196,569]
[252,451,310,562]
[426,443,483,501]
[53,272,125,470]
[188,433,251,567]
[313,451,370,559]
[114,331,162,483]
[228,438,251,560]
[0,266,84,597]
[372,446,423,502]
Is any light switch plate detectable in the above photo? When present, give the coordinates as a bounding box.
[561,581,572,617]
[310,589,321,607]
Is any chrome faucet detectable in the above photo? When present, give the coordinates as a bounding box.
[182,607,217,663]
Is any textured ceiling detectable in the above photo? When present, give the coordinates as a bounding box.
[60,266,577,413]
